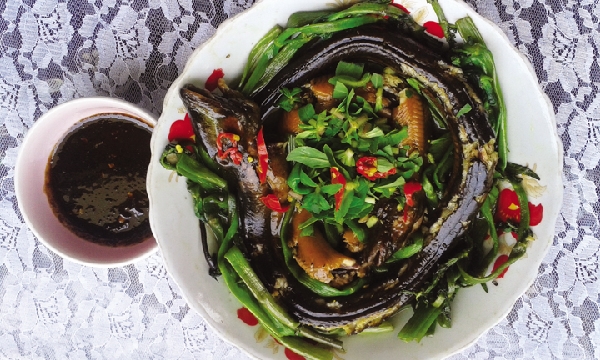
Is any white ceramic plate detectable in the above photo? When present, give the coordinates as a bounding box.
[147,0,563,358]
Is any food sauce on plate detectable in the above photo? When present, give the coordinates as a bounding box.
[44,114,153,247]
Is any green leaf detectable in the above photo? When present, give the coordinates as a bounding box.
[406,78,421,94]
[277,87,303,112]
[348,196,374,219]
[334,188,354,224]
[336,148,356,167]
[299,216,319,229]
[373,176,405,191]
[456,103,472,117]
[302,192,330,214]
[287,147,330,168]
[504,162,540,181]
[371,73,383,88]
[360,127,384,139]
[335,61,364,79]
[398,304,442,343]
[376,158,394,173]
[288,163,312,195]
[332,81,349,99]
[300,170,318,187]
[321,184,343,195]
[388,234,423,261]
[300,225,314,237]
[298,103,316,122]
[345,219,366,242]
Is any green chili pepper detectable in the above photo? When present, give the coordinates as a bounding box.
[275,16,379,47]
[454,16,508,170]
[398,303,442,342]
[218,259,294,337]
[239,25,283,89]
[427,0,455,45]
[479,185,499,271]
[254,35,313,93]
[176,153,228,192]
[287,10,334,28]
[217,195,239,262]
[241,47,277,95]
[225,246,299,330]
[205,217,224,243]
[387,234,424,262]
[326,3,405,21]
[328,73,372,88]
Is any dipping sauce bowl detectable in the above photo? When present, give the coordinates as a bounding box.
[15,97,158,267]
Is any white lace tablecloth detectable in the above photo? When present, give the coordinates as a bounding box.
[1,0,598,359]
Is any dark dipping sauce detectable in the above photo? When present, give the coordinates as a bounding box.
[44,114,153,247]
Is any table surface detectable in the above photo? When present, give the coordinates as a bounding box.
[1,0,598,359]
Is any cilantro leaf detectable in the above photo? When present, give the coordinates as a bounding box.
[287,147,330,168]
[298,103,316,122]
[302,192,330,214]
[277,87,303,112]
[300,170,318,187]
[321,184,343,195]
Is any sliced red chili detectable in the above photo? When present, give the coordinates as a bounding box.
[205,68,224,92]
[356,156,396,181]
[284,348,305,360]
[403,182,423,207]
[492,254,509,278]
[495,188,544,226]
[529,202,543,226]
[495,188,520,223]
[260,194,289,213]
[168,113,195,143]
[237,307,258,326]
[217,132,243,165]
[391,2,410,14]
[423,21,444,39]
[257,127,269,184]
[330,167,346,211]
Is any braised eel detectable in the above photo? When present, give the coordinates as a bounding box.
[180,23,497,334]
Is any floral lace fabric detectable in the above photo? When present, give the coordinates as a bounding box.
[0,0,598,359]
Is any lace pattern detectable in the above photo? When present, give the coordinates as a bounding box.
[1,0,598,358]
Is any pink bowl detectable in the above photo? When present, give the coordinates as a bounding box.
[15,97,158,267]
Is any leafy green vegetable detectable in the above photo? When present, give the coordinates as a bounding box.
[287,147,330,168]
[278,87,303,112]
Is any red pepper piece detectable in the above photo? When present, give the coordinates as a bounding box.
[356,156,397,181]
[492,254,509,278]
[403,182,423,207]
[495,188,544,226]
[168,113,195,142]
[205,68,224,92]
[237,307,258,326]
[330,167,346,211]
[257,127,269,184]
[217,132,243,165]
[529,202,543,226]
[495,188,520,223]
[423,21,444,39]
[391,2,410,14]
[284,348,306,360]
[260,194,289,213]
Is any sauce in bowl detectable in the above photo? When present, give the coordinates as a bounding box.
[44,113,153,247]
